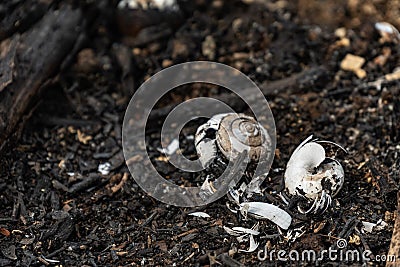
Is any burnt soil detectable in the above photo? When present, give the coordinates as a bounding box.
[1,0,399,266]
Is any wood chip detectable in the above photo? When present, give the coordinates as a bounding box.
[313,221,326,233]
[182,252,195,263]
[0,227,10,237]
[155,241,168,252]
[77,129,92,144]
[176,228,198,238]
[334,27,346,38]
[340,54,366,78]
[385,71,400,81]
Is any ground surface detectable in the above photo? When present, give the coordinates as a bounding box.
[0,0,399,266]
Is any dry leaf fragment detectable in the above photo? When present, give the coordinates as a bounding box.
[349,234,361,245]
[0,227,10,237]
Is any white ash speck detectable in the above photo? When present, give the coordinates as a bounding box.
[98,162,111,175]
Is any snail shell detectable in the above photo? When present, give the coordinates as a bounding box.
[284,136,345,200]
[215,113,270,162]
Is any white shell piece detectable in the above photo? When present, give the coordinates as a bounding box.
[282,226,306,243]
[316,140,348,153]
[239,182,248,193]
[298,191,332,214]
[194,114,227,146]
[228,187,241,205]
[158,138,180,156]
[284,136,345,200]
[98,162,111,175]
[118,0,178,10]
[231,227,260,236]
[41,256,60,264]
[236,235,247,243]
[226,202,238,213]
[194,114,229,168]
[375,22,400,40]
[238,234,259,253]
[223,224,260,236]
[188,212,211,218]
[284,142,325,199]
[361,221,376,233]
[287,142,326,174]
[239,202,292,230]
[361,220,388,233]
[375,220,388,230]
[245,174,266,197]
[227,182,248,204]
[195,138,217,167]
[223,226,240,236]
[199,177,216,200]
[194,124,209,147]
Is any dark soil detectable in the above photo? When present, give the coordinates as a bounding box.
[0,0,399,266]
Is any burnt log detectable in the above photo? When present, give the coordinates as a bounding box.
[0,6,83,151]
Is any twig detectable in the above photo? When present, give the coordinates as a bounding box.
[0,6,83,151]
[111,172,129,194]
[68,174,102,194]
[176,228,198,238]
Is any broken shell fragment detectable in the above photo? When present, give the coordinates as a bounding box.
[223,224,260,237]
[239,202,292,230]
[284,136,345,214]
[239,234,259,253]
[195,113,271,168]
[361,220,387,233]
[231,226,260,236]
[118,0,179,11]
[194,137,218,168]
[188,212,211,218]
[375,22,400,43]
[223,223,260,253]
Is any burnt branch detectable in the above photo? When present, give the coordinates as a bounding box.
[0,6,83,151]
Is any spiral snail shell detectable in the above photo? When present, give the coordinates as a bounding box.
[216,113,270,162]
[195,113,271,167]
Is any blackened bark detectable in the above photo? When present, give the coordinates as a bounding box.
[0,6,83,150]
